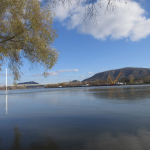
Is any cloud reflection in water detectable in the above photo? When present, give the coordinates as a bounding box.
[85,129,150,150]
[87,86,150,101]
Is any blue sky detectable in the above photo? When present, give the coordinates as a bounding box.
[1,0,150,85]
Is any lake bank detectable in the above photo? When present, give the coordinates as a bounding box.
[1,82,150,91]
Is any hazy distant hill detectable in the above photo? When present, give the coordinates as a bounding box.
[83,67,150,82]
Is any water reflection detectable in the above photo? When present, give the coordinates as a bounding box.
[88,86,150,100]
[85,129,150,150]
[29,139,60,150]
[1,126,150,150]
[1,86,150,150]
[1,126,60,150]
[6,94,8,114]
[11,126,22,150]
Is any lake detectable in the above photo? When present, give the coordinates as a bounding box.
[0,85,150,150]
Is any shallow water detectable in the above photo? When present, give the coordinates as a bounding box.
[0,85,150,150]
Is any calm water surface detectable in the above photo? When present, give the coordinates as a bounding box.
[0,85,150,150]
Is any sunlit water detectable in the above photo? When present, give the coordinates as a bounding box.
[0,85,150,150]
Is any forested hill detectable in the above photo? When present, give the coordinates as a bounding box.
[83,67,150,82]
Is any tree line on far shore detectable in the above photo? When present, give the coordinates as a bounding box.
[1,76,150,90]
[45,76,150,88]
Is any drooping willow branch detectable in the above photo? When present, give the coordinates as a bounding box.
[49,0,132,22]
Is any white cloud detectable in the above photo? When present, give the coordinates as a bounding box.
[80,75,85,78]
[53,0,150,41]
[88,72,93,74]
[46,71,59,76]
[58,69,79,73]
[53,0,84,22]
[33,69,79,77]
[0,73,12,77]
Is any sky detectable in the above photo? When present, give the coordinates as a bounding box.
[1,0,150,85]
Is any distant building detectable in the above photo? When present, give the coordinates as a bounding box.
[18,81,39,85]
[71,80,80,83]
[116,82,126,85]
[133,80,143,83]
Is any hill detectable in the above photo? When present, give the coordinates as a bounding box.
[83,67,150,82]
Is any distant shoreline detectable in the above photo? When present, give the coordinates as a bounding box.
[1,83,150,90]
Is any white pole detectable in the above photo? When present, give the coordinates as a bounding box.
[6,68,7,92]
[6,68,8,114]
[6,94,8,114]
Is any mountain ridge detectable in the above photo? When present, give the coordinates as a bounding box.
[83,67,150,82]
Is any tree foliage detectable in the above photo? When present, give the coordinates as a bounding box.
[0,0,58,80]
[0,0,131,80]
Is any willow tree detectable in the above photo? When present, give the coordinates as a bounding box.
[50,0,131,21]
[0,0,58,80]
